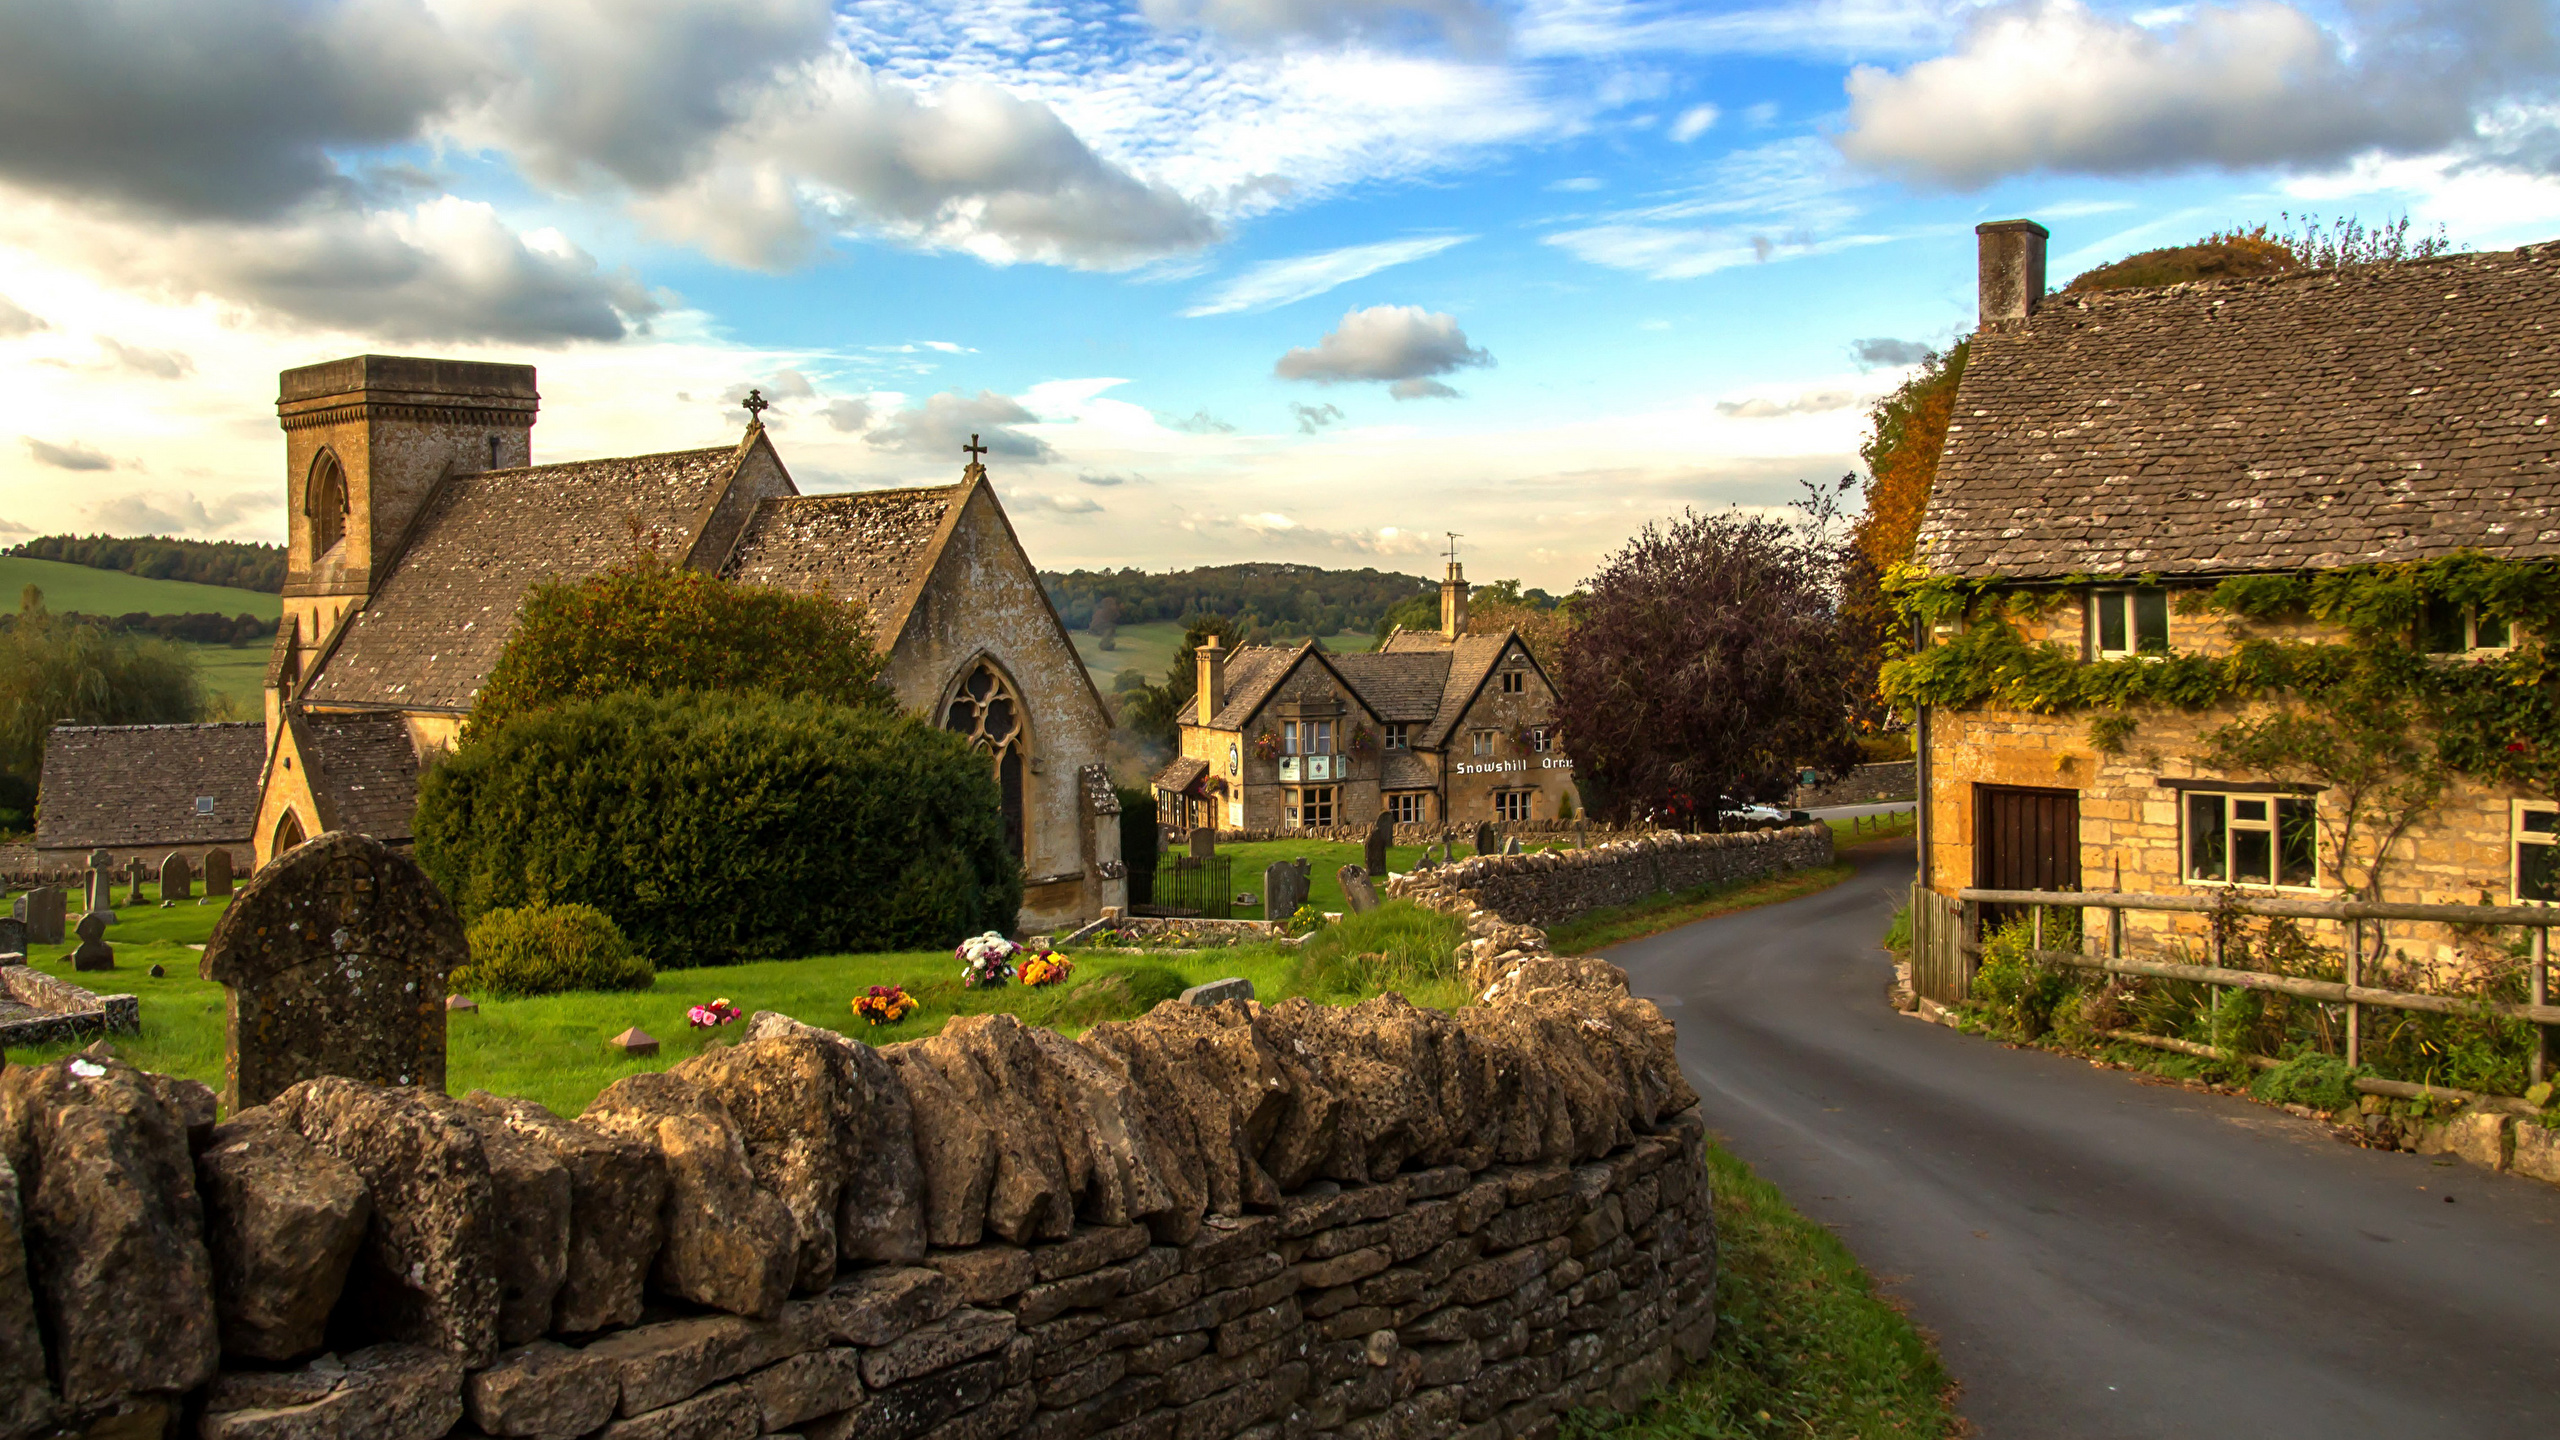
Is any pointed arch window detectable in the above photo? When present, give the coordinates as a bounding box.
[944,659,1026,862]
[271,808,307,858]
[306,451,350,559]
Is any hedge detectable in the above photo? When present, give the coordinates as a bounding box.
[416,691,1020,965]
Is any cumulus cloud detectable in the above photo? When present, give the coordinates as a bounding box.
[99,339,193,379]
[1139,0,1508,55]
[1837,0,2549,186]
[23,438,111,471]
[1186,235,1473,317]
[1179,509,1432,554]
[823,397,875,433]
[1852,337,1935,367]
[868,390,1058,462]
[0,296,49,338]
[1010,491,1106,515]
[1714,389,1858,418]
[1275,305,1492,399]
[1669,104,1720,143]
[1291,402,1345,433]
[88,489,271,535]
[1077,472,1128,486]
[1164,409,1237,434]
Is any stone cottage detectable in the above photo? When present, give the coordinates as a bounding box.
[250,354,1121,931]
[1910,221,2559,959]
[1155,560,1578,834]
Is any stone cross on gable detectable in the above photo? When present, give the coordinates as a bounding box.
[741,388,769,425]
[963,434,988,463]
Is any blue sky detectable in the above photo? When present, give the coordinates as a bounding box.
[1,0,2555,590]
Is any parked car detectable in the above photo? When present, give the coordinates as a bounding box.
[1717,797,1791,828]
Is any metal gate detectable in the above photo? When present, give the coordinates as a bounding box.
[1145,855,1233,920]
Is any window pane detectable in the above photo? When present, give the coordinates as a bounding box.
[2098,593,2126,653]
[2232,826,2273,885]
[2522,841,2560,903]
[2187,793,2227,881]
[2527,810,2559,836]
[2278,800,2318,887]
[2420,597,2466,653]
[1284,721,1299,753]
[2233,798,2267,823]
[2134,590,2170,653]
[2475,612,2511,649]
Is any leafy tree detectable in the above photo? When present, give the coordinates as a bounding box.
[469,556,884,736]
[7,534,287,592]
[1373,591,1439,642]
[1043,562,1430,634]
[1556,509,1863,825]
[1466,585,1579,675]
[0,585,206,783]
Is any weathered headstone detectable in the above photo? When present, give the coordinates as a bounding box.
[17,887,63,946]
[200,830,466,1112]
[203,847,236,897]
[124,857,149,907]
[1180,977,1253,1008]
[160,852,193,902]
[1503,836,1522,856]
[1365,811,1392,879]
[1189,827,1216,860]
[1576,818,1589,850]
[0,916,22,956]
[1264,859,1312,922]
[70,911,114,972]
[1474,821,1498,858]
[85,850,116,923]
[1338,864,1379,914]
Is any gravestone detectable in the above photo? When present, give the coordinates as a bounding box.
[1473,822,1498,858]
[1364,811,1392,879]
[1189,828,1216,860]
[124,857,148,907]
[203,847,235,897]
[70,911,114,972]
[16,888,63,946]
[1576,819,1589,850]
[85,850,116,923]
[1180,977,1253,1008]
[1264,859,1311,923]
[1503,836,1522,856]
[200,830,466,1112]
[0,916,22,956]
[1338,864,1379,914]
[160,852,193,902]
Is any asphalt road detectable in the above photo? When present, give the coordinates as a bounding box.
[1603,838,2560,1440]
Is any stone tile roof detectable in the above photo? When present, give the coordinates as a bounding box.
[33,722,265,851]
[1328,651,1452,723]
[303,711,421,841]
[719,486,961,637]
[305,445,748,710]
[1379,751,1435,790]
[1420,634,1513,748]
[1154,756,1209,793]
[1200,634,1513,747]
[1920,243,2560,580]
[1204,646,1303,730]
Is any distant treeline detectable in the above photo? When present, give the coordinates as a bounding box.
[0,610,271,645]
[8,534,287,593]
[1039,563,1432,636]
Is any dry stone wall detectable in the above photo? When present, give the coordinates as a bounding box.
[0,958,1714,1440]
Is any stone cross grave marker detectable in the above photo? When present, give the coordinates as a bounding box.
[160,852,192,903]
[201,830,467,1111]
[1473,822,1498,859]
[85,849,115,922]
[1338,864,1379,914]
[1189,827,1216,860]
[1263,859,1311,923]
[15,888,63,946]
[124,857,148,907]
[203,848,235,897]
[1365,811,1392,879]
[70,911,114,972]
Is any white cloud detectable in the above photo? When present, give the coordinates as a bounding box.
[1185,234,1472,316]
[1715,388,1859,418]
[1547,176,1605,192]
[868,389,1059,462]
[1274,305,1492,398]
[98,339,193,379]
[823,397,875,433]
[1139,0,1509,56]
[0,296,48,338]
[89,489,272,535]
[1851,336,1934,366]
[1291,401,1345,433]
[1837,0,2545,187]
[1543,138,1896,280]
[23,437,111,471]
[1009,490,1107,515]
[1669,104,1719,142]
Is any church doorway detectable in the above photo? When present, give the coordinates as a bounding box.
[271,808,306,857]
[944,659,1026,862]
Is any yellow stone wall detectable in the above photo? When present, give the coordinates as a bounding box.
[1441,640,1579,826]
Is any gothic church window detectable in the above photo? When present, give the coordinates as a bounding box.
[945,659,1026,862]
[307,451,350,558]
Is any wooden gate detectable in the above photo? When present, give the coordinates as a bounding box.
[1909,884,1968,1004]
[1974,784,2080,933]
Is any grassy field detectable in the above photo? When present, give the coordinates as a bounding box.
[183,642,271,715]
[1073,620,1376,690]
[0,555,279,619]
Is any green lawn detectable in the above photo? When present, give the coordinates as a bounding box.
[1550,865,1855,955]
[1073,620,1376,691]
[0,556,280,619]
[185,642,271,715]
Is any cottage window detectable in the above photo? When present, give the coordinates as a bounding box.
[1528,726,1553,753]
[2185,791,2318,888]
[1388,792,1427,824]
[1288,786,1336,828]
[2092,588,2169,658]
[1384,723,1410,751]
[1495,790,1533,822]
[1472,730,1496,757]
[2517,804,2559,904]
[1282,720,1335,755]
[1500,669,1526,694]
[2421,598,2511,655]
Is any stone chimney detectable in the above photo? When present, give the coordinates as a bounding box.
[1197,637,1225,726]
[1976,219,2050,330]
[1440,561,1468,641]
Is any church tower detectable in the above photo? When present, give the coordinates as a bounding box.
[274,356,538,645]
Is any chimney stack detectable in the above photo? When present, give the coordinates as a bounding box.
[1976,219,2049,330]
[1197,637,1225,726]
[1440,562,1468,641]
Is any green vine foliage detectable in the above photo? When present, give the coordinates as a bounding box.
[1880,554,2560,799]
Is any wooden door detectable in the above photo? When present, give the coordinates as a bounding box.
[1973,784,2079,933]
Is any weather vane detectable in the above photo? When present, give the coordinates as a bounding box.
[1445,531,1463,564]
[963,434,988,463]
[741,388,769,424]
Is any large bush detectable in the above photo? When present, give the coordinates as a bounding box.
[456,902,656,997]
[417,691,1019,965]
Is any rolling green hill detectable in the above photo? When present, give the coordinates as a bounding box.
[0,555,281,620]
[1072,620,1375,690]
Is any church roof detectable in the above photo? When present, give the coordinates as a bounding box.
[299,711,422,841]
[718,485,961,639]
[33,722,264,852]
[304,443,751,710]
[1920,242,2560,580]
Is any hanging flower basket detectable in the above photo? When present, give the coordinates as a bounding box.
[957,932,1018,988]
[852,984,918,1026]
[1253,731,1282,761]
[1348,725,1376,758]
[687,997,740,1029]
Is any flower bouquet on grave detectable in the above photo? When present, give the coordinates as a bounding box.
[687,997,740,1029]
[957,931,1017,988]
[852,984,918,1026]
[1018,947,1073,987]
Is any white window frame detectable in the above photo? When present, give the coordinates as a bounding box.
[2422,599,2514,657]
[1383,723,1410,751]
[1472,729,1496,757]
[1287,785,1337,829]
[1387,792,1427,824]
[2091,587,2170,660]
[1494,789,1533,822]
[1283,720,1299,754]
[2182,790,2321,890]
[2516,801,2558,905]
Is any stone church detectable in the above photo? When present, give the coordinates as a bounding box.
[253,354,1122,930]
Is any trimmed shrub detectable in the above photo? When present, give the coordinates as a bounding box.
[456,903,655,997]
[417,690,1020,965]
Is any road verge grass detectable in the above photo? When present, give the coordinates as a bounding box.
[1550,864,1854,955]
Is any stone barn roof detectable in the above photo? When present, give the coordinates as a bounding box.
[1919,242,2560,580]
[34,722,265,851]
